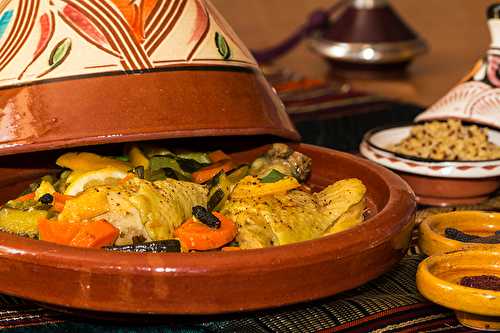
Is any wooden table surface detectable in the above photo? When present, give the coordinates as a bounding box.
[213,0,492,107]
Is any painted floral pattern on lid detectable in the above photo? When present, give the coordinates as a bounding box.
[416,3,500,128]
[0,0,257,89]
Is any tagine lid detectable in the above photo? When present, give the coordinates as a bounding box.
[308,0,427,66]
[0,0,299,157]
[415,4,500,129]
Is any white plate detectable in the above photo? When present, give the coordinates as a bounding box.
[360,124,500,179]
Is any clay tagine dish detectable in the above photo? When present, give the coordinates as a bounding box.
[0,0,298,156]
[361,4,500,206]
[415,3,500,127]
[0,0,416,315]
[0,143,416,314]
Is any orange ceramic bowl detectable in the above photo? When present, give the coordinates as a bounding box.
[0,143,416,315]
[419,211,500,256]
[417,250,500,331]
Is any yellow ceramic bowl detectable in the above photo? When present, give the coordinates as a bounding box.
[419,211,500,256]
[416,250,500,330]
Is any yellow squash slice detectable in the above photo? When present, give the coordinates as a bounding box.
[57,152,131,173]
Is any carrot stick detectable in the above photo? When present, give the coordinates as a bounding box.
[208,150,231,163]
[38,218,119,248]
[38,218,82,245]
[191,160,235,184]
[15,192,35,202]
[51,192,74,213]
[119,173,135,185]
[174,212,237,251]
[69,219,119,248]
[51,201,65,213]
[53,192,73,203]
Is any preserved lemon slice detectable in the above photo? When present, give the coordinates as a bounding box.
[126,144,150,169]
[64,168,129,196]
[231,176,300,199]
[59,187,110,222]
[66,170,86,185]
[57,152,131,172]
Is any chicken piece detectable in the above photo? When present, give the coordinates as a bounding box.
[97,178,207,245]
[250,143,312,183]
[266,143,294,159]
[100,188,151,245]
[223,178,366,249]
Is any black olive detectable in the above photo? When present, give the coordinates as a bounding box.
[39,193,54,204]
[164,168,179,180]
[444,228,478,242]
[192,206,221,229]
[444,227,500,244]
[176,158,205,173]
[132,235,147,244]
[133,166,145,179]
[207,189,225,212]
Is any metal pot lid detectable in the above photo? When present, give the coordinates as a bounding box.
[308,0,427,64]
[309,33,427,64]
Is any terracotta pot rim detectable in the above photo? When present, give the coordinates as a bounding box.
[0,144,415,274]
[0,65,301,156]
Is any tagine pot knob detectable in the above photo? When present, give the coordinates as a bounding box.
[308,0,428,75]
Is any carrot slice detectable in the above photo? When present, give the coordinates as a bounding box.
[38,218,119,248]
[15,192,35,202]
[51,201,65,213]
[53,192,73,203]
[51,192,74,213]
[69,220,119,248]
[191,160,235,184]
[208,150,231,163]
[119,173,135,185]
[38,218,82,245]
[174,212,237,251]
